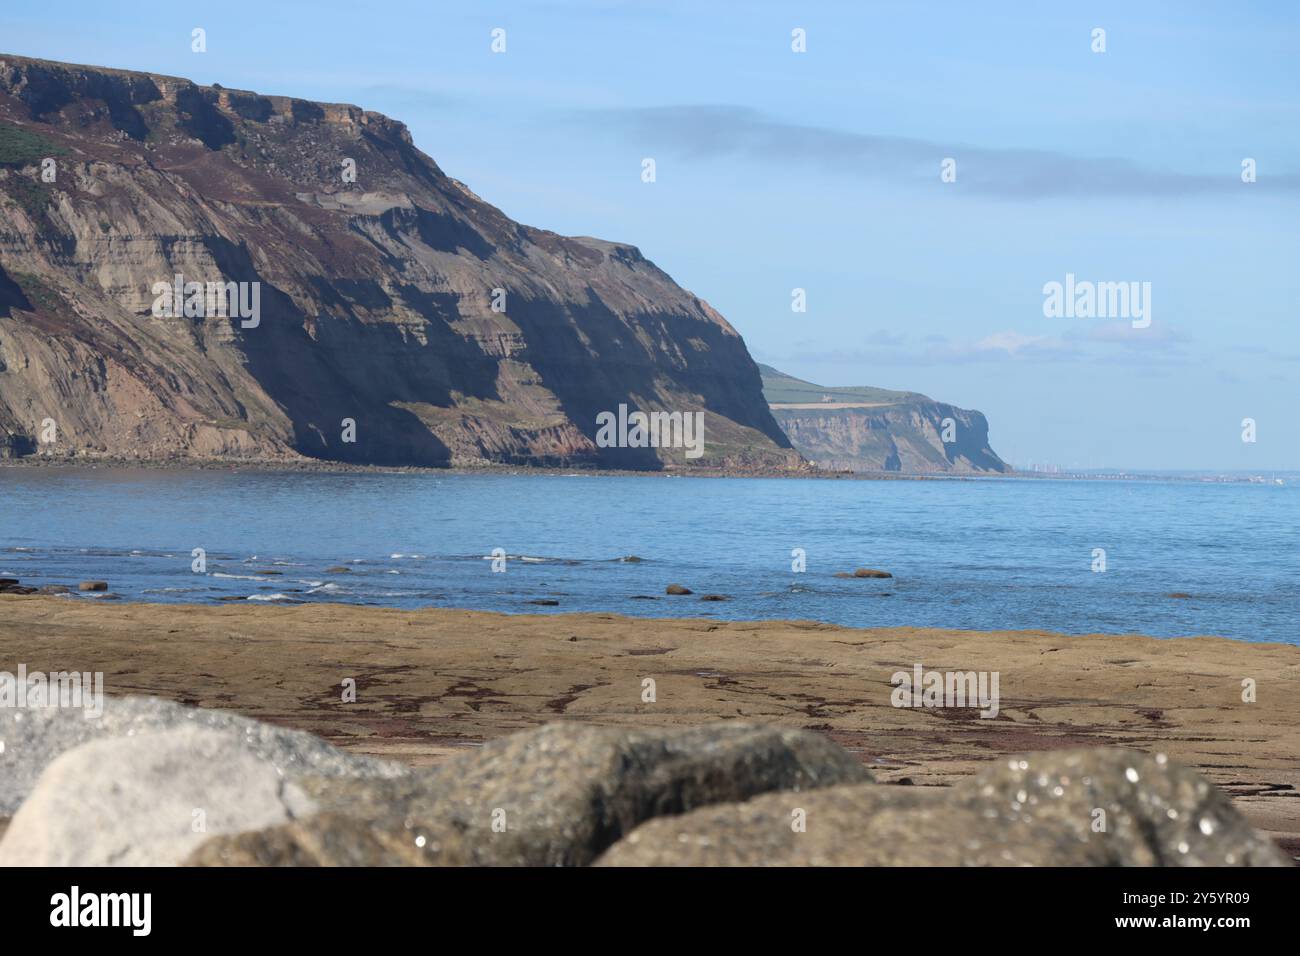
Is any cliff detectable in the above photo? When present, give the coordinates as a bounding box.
[0,54,799,470]
[760,365,1009,474]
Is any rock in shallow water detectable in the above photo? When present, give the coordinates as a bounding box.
[187,722,871,866]
[594,748,1287,866]
[0,694,405,816]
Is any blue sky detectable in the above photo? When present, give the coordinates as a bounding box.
[6,0,1298,469]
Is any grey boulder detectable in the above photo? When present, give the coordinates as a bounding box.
[0,694,405,815]
[595,748,1288,866]
[188,721,871,866]
[0,726,319,865]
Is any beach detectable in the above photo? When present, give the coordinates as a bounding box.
[3,595,1296,858]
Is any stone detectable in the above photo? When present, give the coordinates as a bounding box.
[527,599,559,606]
[962,748,1284,866]
[0,726,319,866]
[78,581,108,591]
[665,584,692,595]
[0,694,405,815]
[189,722,870,867]
[187,811,477,866]
[699,594,730,601]
[594,748,1287,867]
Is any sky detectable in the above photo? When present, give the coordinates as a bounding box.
[5,0,1298,470]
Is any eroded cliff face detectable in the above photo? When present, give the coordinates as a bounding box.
[0,55,799,470]
[772,404,1008,474]
[761,366,1009,474]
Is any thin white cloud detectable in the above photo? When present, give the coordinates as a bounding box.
[578,105,1300,200]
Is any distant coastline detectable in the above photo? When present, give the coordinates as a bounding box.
[1,455,1292,485]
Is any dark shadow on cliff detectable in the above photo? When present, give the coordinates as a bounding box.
[203,236,455,466]
[0,264,33,316]
[503,289,791,469]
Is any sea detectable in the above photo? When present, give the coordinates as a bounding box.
[1,467,1296,644]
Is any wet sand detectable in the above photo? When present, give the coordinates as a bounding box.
[3,595,1297,856]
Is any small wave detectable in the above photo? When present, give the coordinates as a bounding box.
[307,583,343,594]
[247,593,293,602]
[390,553,426,559]
[212,573,268,581]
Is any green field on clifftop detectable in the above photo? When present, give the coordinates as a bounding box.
[758,364,928,406]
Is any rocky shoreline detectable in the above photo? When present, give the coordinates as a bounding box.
[0,696,1286,866]
[0,455,922,480]
[1,596,1297,864]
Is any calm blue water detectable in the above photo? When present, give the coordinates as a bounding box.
[1,468,1296,643]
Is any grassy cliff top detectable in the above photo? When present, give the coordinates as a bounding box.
[758,364,929,406]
